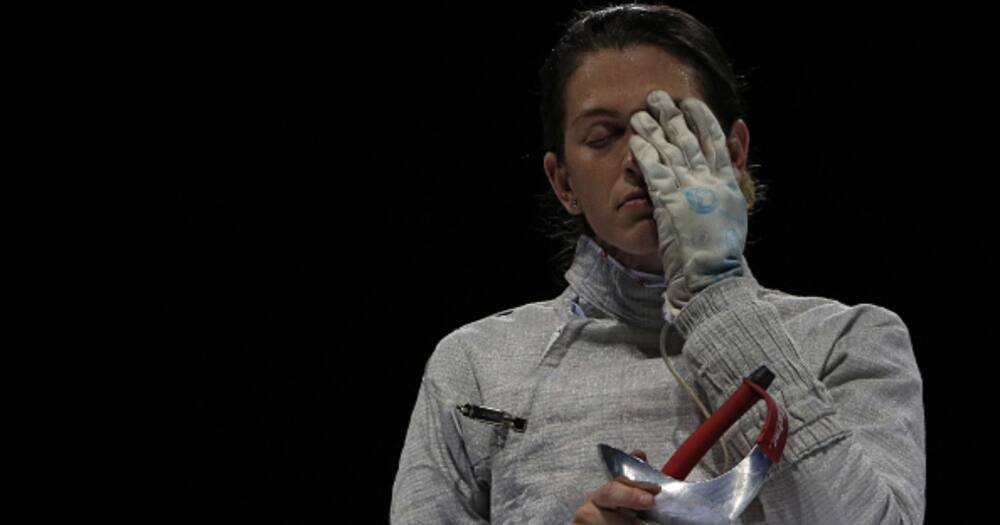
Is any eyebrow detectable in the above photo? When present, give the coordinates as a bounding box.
[570,97,685,128]
[570,107,623,128]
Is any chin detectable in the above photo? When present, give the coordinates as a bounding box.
[618,223,659,254]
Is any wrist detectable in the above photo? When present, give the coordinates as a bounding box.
[674,276,759,338]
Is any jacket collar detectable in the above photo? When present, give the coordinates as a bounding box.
[564,234,754,329]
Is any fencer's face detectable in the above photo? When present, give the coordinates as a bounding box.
[544,45,701,273]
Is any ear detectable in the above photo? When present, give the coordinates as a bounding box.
[726,118,750,183]
[543,151,581,215]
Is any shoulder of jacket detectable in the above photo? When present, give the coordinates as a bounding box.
[458,296,567,333]
[426,295,569,364]
[758,286,909,342]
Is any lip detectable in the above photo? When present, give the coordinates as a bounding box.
[622,197,652,209]
[620,190,651,208]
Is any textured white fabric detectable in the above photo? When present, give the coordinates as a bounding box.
[391,234,926,524]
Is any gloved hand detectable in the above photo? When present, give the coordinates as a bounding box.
[628,90,748,319]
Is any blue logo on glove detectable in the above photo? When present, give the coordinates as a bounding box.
[683,187,719,214]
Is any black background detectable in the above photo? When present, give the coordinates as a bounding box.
[103,1,994,521]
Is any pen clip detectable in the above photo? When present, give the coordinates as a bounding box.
[456,403,527,433]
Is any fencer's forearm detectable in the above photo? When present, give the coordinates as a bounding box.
[671,277,926,523]
[756,429,924,523]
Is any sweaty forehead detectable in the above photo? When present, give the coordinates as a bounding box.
[565,45,700,126]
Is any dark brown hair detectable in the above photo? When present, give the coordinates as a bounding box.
[533,2,766,287]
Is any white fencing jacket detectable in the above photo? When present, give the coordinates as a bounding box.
[391,234,926,523]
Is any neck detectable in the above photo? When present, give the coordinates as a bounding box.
[594,237,663,274]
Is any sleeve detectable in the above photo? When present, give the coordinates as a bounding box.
[390,334,492,524]
[668,276,926,524]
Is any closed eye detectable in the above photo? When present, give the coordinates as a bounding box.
[587,129,622,149]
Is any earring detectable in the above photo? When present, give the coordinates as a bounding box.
[572,198,578,208]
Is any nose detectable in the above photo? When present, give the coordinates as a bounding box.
[623,128,644,183]
[624,142,636,170]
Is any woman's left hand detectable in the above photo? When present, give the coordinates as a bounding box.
[628,89,748,319]
[571,450,661,525]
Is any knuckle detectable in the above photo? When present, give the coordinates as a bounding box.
[649,89,673,105]
[572,504,597,523]
[682,97,703,110]
[596,483,615,502]
[634,112,657,131]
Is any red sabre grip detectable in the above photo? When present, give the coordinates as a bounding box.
[661,365,779,480]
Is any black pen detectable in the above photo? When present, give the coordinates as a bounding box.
[456,403,527,433]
